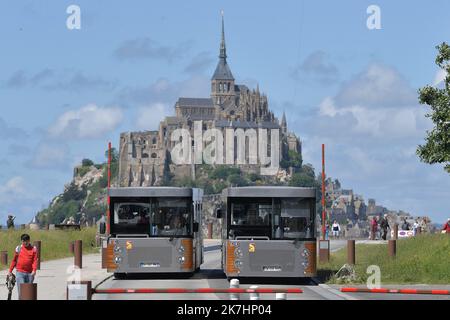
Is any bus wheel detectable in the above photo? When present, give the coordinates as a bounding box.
[114,272,126,280]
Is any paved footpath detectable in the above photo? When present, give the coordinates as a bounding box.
[0,239,220,300]
[1,239,448,300]
[0,251,109,300]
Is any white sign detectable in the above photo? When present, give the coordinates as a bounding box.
[319,241,329,249]
[68,284,88,300]
[398,230,414,238]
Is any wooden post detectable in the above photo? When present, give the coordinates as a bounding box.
[207,222,213,239]
[33,240,41,270]
[319,240,330,263]
[74,240,82,268]
[20,283,37,300]
[393,224,398,240]
[0,251,7,265]
[388,240,396,257]
[347,240,355,265]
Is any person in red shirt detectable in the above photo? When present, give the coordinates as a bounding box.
[8,234,39,299]
[442,218,450,233]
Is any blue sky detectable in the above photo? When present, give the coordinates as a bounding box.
[0,0,449,224]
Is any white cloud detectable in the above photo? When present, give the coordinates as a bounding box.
[335,63,416,108]
[0,176,51,224]
[116,75,210,108]
[136,103,169,130]
[48,104,123,139]
[317,98,424,139]
[289,62,450,221]
[433,69,447,86]
[291,50,339,85]
[31,142,71,170]
[0,176,27,204]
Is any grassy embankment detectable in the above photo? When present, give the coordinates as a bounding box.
[0,228,99,271]
[318,234,450,284]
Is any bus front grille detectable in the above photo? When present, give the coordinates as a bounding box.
[249,249,295,272]
[127,247,173,268]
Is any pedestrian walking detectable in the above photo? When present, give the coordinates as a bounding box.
[6,214,16,229]
[401,218,410,231]
[442,218,450,234]
[79,213,88,227]
[370,217,378,240]
[380,214,390,240]
[8,234,39,299]
[420,219,427,233]
[331,220,341,239]
[413,219,420,236]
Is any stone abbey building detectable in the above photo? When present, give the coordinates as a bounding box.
[118,17,301,187]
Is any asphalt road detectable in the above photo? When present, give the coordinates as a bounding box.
[92,240,449,300]
[93,243,336,300]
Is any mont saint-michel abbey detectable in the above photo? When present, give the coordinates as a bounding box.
[118,17,301,187]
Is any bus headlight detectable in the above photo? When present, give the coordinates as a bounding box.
[114,246,122,253]
[234,248,243,257]
[234,260,242,268]
[178,256,185,264]
[302,249,309,257]
[114,256,122,264]
[301,261,309,268]
[178,245,185,253]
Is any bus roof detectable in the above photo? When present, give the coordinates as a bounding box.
[108,187,193,198]
[222,186,316,198]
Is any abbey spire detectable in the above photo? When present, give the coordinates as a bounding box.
[219,11,227,60]
[211,11,235,105]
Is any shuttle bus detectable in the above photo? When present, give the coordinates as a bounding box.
[101,187,204,278]
[218,186,317,279]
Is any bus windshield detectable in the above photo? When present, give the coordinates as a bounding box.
[111,197,192,237]
[275,198,314,239]
[228,197,314,240]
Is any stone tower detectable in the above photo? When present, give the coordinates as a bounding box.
[211,13,235,106]
[281,111,287,135]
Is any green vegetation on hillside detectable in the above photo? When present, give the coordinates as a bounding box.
[319,234,450,284]
[0,228,98,270]
[170,165,283,194]
[36,148,118,225]
[36,148,318,224]
[281,150,303,170]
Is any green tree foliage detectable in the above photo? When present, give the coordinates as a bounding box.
[45,200,80,224]
[417,42,450,173]
[334,179,341,189]
[104,148,119,162]
[82,158,94,167]
[228,173,248,187]
[161,151,174,186]
[210,165,241,180]
[288,164,317,187]
[62,182,87,202]
[280,150,303,169]
[246,172,262,182]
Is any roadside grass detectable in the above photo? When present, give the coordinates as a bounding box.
[0,228,99,270]
[318,234,450,284]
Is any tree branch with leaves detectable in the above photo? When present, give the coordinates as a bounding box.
[417,42,450,173]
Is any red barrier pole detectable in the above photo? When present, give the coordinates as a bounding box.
[322,144,325,240]
[106,142,111,235]
[341,287,450,295]
[93,288,303,294]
